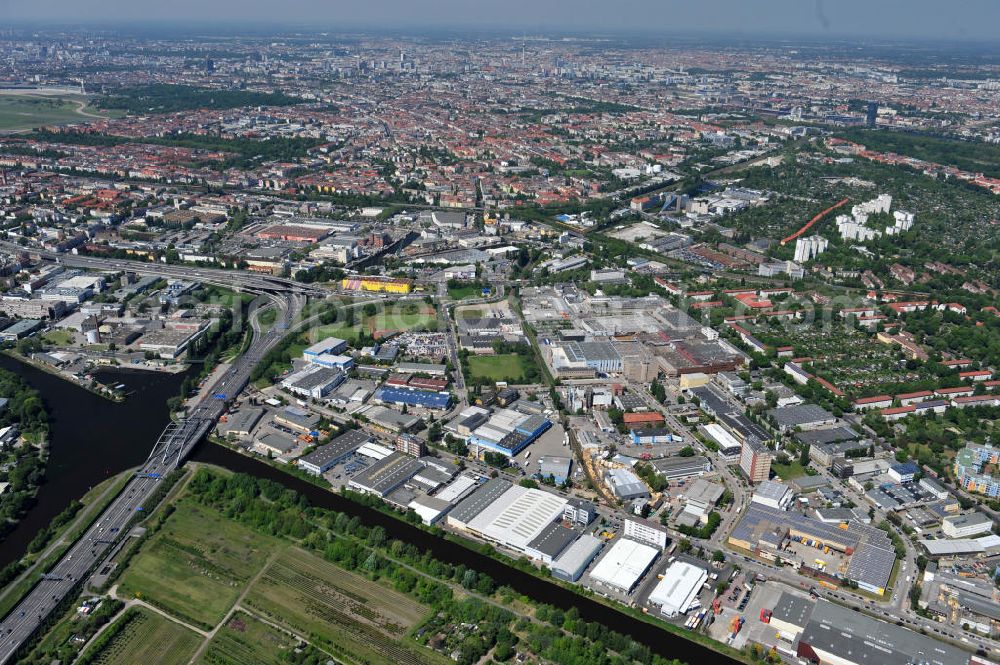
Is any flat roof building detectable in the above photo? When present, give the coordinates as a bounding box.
[347,451,424,498]
[447,478,513,530]
[649,455,712,480]
[739,438,772,484]
[297,429,371,476]
[751,480,794,510]
[942,512,993,539]
[623,517,670,549]
[769,592,813,639]
[525,522,579,564]
[465,485,568,553]
[768,404,836,432]
[797,600,969,665]
[537,456,572,484]
[217,407,263,439]
[648,561,708,617]
[604,467,650,501]
[551,534,603,582]
[588,538,659,594]
[376,385,451,410]
[730,503,895,595]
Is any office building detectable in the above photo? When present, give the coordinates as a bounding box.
[623,517,669,549]
[739,438,772,484]
[865,101,878,128]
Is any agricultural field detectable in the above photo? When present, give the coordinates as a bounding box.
[466,353,531,383]
[81,607,201,665]
[243,547,444,665]
[196,611,321,665]
[116,499,280,629]
[0,92,117,132]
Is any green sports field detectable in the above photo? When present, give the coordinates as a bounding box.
[466,353,530,382]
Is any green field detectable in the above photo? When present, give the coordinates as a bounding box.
[196,611,306,665]
[243,547,443,665]
[448,283,487,300]
[117,500,279,629]
[308,304,437,344]
[771,461,809,480]
[0,93,116,132]
[84,607,201,665]
[42,329,75,346]
[466,353,529,383]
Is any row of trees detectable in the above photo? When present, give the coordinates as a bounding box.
[97,83,304,114]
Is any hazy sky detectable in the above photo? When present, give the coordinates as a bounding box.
[5,0,1000,41]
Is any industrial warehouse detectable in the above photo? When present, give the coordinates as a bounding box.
[465,407,552,457]
[728,503,896,595]
[648,561,708,617]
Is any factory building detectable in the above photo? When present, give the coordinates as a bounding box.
[463,484,569,554]
[796,600,968,665]
[347,452,424,499]
[375,385,451,410]
[466,409,551,458]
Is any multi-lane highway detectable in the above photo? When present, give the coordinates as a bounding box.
[0,284,304,663]
[0,241,328,299]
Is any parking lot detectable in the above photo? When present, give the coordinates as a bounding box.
[322,450,374,489]
[515,421,572,478]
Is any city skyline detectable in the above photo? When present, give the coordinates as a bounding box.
[4,0,1000,42]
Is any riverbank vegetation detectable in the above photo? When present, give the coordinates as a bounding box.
[68,466,696,665]
[0,368,50,541]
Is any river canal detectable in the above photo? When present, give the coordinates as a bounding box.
[0,355,186,569]
[1,355,737,665]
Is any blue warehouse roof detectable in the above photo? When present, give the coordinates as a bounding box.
[376,385,451,409]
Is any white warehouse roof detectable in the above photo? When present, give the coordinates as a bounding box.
[648,561,708,616]
[466,485,568,552]
[588,538,659,593]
